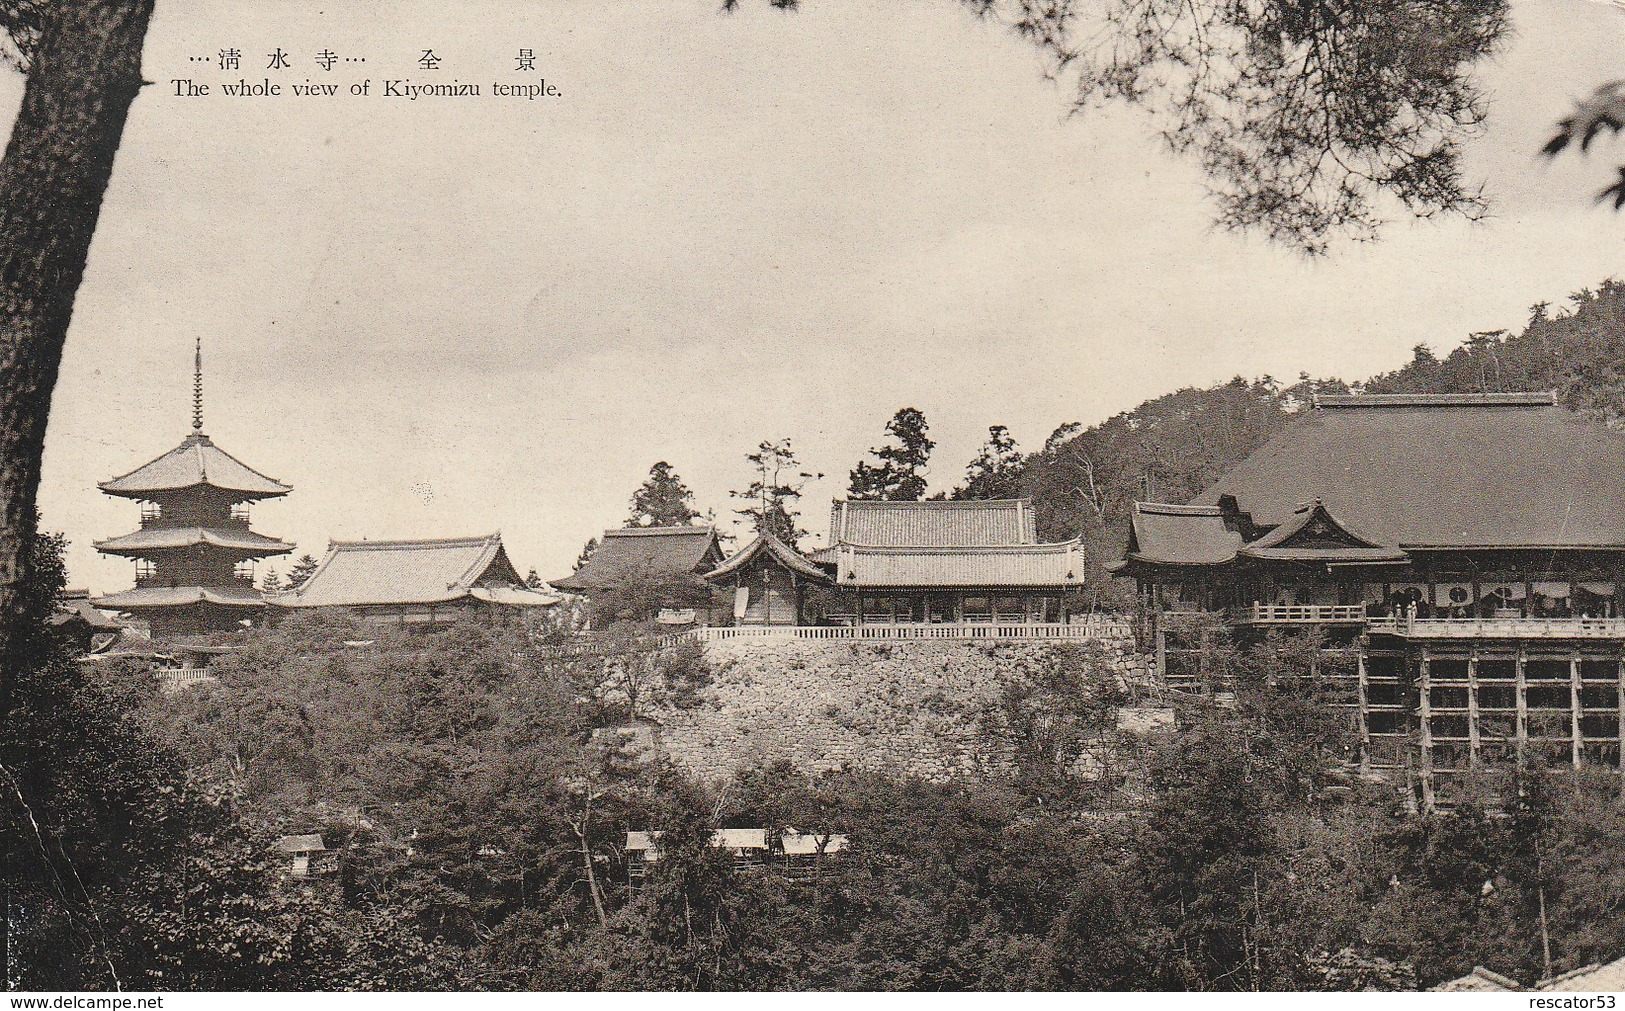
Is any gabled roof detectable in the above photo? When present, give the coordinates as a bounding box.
[47,597,124,631]
[100,432,291,500]
[1113,502,1245,570]
[704,532,830,583]
[273,533,558,609]
[1193,393,1625,549]
[833,540,1084,588]
[93,584,267,610]
[826,499,1037,548]
[1236,499,1408,563]
[94,526,294,558]
[550,526,723,592]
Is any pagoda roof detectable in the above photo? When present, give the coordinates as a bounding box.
[99,432,290,500]
[551,526,723,592]
[1192,393,1625,550]
[831,540,1084,588]
[704,532,829,583]
[273,533,559,609]
[93,584,266,610]
[825,498,1037,549]
[94,526,294,558]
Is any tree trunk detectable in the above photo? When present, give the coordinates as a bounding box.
[0,1,156,986]
[0,1,154,718]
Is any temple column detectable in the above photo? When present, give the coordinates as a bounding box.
[1357,650,1371,774]
[1572,653,1584,771]
[1516,644,1529,774]
[1418,649,1435,812]
[1467,649,1480,769]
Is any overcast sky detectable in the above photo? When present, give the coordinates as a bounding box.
[23,0,1625,591]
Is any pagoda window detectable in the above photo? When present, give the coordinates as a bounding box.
[135,560,156,584]
[234,561,256,584]
[229,503,251,525]
[140,502,161,527]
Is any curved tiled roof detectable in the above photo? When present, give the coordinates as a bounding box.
[274,533,557,608]
[551,526,722,591]
[1118,503,1244,568]
[94,526,294,558]
[833,540,1083,588]
[1194,395,1625,548]
[100,432,291,500]
[704,532,829,582]
[827,499,1037,548]
[94,584,266,609]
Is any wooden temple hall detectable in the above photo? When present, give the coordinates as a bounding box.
[706,499,1086,628]
[1111,392,1625,803]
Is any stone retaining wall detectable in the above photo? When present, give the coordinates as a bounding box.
[647,633,1150,784]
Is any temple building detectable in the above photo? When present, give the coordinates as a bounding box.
[550,526,726,624]
[271,533,557,625]
[1111,392,1625,804]
[704,531,831,626]
[94,341,293,637]
[706,499,1086,628]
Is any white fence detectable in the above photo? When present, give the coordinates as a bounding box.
[689,619,1132,643]
[1367,615,1625,639]
[535,617,1134,659]
[1239,603,1367,624]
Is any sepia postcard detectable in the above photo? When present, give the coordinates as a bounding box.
[6,0,1625,1000]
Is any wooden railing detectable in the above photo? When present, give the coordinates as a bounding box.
[534,617,1134,659]
[1367,615,1625,639]
[1235,603,1368,624]
[690,620,1132,643]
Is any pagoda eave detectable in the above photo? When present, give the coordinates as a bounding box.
[93,586,267,610]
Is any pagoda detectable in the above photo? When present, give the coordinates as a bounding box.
[93,340,293,637]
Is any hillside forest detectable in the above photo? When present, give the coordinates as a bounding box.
[8,280,1625,990]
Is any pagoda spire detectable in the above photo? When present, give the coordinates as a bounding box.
[192,336,203,432]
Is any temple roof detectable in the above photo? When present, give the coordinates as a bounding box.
[1115,502,1245,569]
[832,540,1084,588]
[47,597,124,632]
[1235,499,1408,564]
[1193,393,1625,549]
[826,499,1037,548]
[94,526,294,558]
[551,526,723,592]
[273,533,558,609]
[100,432,291,500]
[94,584,267,610]
[704,532,829,583]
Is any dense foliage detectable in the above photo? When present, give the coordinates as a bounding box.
[5,600,1619,990]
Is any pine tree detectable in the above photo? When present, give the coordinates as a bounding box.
[848,407,934,501]
[260,569,283,594]
[525,568,544,589]
[574,537,599,571]
[626,461,702,527]
[952,425,1024,500]
[732,438,821,545]
[284,553,320,591]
